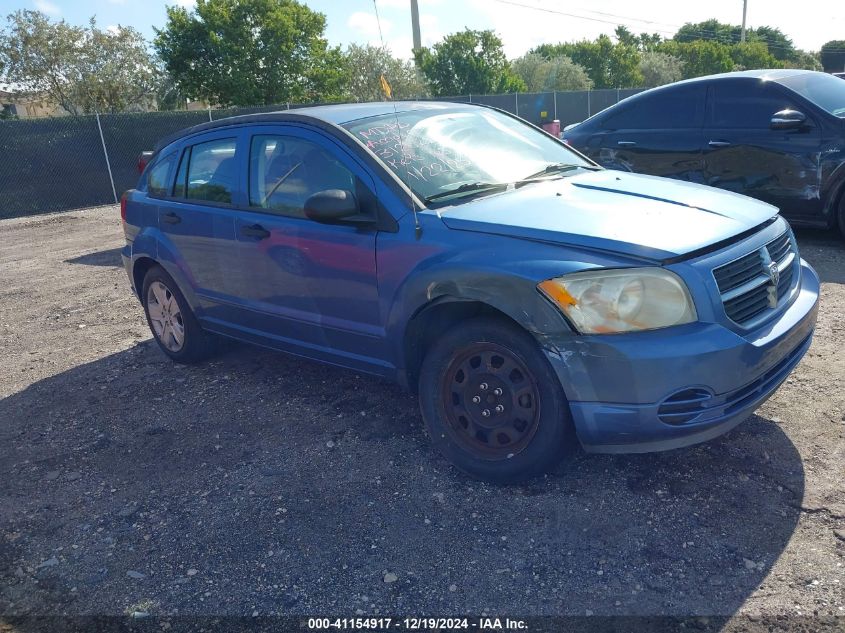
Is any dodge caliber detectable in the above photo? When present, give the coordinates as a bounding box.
[121,102,819,482]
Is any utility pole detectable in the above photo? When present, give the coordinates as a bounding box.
[740,0,748,42]
[410,0,421,52]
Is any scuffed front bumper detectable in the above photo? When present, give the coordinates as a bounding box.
[545,260,820,453]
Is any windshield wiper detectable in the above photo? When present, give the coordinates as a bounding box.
[424,181,508,203]
[518,162,600,184]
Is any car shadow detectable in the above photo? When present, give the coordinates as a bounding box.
[64,247,123,268]
[794,228,844,284]
[0,341,805,625]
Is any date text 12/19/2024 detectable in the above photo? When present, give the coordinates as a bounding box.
[307,617,528,630]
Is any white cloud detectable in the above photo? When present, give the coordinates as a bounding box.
[347,11,393,39]
[33,0,61,16]
[419,13,438,29]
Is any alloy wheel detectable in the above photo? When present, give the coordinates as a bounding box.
[147,281,185,352]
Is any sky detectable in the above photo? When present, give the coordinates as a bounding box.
[0,0,842,59]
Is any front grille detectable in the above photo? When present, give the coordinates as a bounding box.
[712,230,798,327]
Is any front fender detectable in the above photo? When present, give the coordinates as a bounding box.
[384,261,579,374]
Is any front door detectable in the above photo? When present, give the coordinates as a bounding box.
[227,125,387,373]
[702,79,823,217]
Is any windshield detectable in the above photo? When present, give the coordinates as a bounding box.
[777,72,845,117]
[342,107,592,203]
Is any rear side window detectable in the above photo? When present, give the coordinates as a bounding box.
[186,138,237,203]
[710,82,798,128]
[248,134,357,218]
[147,152,176,198]
[603,84,705,130]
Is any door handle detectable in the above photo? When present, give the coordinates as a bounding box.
[240,224,271,239]
[617,140,637,146]
[708,140,731,147]
[161,212,181,225]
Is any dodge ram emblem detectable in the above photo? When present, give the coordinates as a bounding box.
[767,261,779,287]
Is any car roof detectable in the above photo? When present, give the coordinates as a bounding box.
[153,100,476,151]
[676,68,817,84]
[579,69,825,123]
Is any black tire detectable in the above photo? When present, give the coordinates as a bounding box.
[141,265,215,363]
[838,193,845,239]
[418,317,575,483]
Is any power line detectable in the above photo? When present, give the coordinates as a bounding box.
[488,0,823,54]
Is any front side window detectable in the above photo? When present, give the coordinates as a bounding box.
[342,107,591,203]
[249,134,356,218]
[710,82,798,129]
[147,152,176,198]
[186,138,237,203]
[777,72,845,117]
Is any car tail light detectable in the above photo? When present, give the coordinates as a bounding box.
[137,151,153,174]
[120,192,127,223]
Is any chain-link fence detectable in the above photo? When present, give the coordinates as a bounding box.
[0,88,644,218]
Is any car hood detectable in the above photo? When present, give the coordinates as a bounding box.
[437,170,778,261]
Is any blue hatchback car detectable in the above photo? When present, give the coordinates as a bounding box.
[121,101,819,482]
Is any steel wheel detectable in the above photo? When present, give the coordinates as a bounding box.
[440,342,541,460]
[146,281,185,352]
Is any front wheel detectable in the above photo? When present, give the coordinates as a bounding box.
[418,317,575,483]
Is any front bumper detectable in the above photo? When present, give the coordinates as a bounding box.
[545,259,820,453]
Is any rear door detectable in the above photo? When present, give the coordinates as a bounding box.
[583,83,706,182]
[224,125,386,372]
[702,78,823,216]
[155,130,246,322]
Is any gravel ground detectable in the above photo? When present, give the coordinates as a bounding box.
[1,206,843,631]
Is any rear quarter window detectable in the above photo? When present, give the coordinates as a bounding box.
[147,152,176,198]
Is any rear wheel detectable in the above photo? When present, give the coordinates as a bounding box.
[418,317,575,483]
[141,266,214,363]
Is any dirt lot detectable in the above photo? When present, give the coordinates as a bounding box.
[1,205,843,630]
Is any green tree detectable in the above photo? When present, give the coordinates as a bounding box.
[614,26,662,52]
[782,49,822,71]
[658,40,735,79]
[342,44,427,101]
[534,35,642,88]
[674,20,797,62]
[413,29,525,96]
[730,41,780,70]
[0,10,157,114]
[511,53,592,91]
[751,26,796,62]
[154,0,345,107]
[638,51,684,87]
[674,19,739,46]
[820,40,845,72]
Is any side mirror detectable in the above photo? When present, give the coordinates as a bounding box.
[771,109,806,130]
[303,189,371,225]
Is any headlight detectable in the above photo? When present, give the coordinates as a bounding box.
[538,268,696,334]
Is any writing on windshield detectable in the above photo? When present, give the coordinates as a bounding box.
[355,121,472,184]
